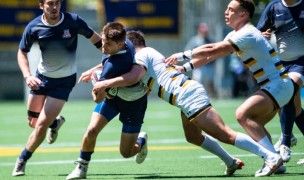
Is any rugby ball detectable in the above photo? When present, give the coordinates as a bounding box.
[91,68,103,85]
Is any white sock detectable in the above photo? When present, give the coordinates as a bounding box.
[257,136,276,153]
[201,135,234,166]
[234,132,272,160]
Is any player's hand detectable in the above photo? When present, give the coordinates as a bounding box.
[174,65,185,73]
[261,29,272,40]
[25,76,41,90]
[91,90,106,103]
[92,81,107,94]
[78,69,93,83]
[164,54,179,65]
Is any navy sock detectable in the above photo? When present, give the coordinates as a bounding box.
[295,109,304,135]
[49,118,58,129]
[280,97,296,147]
[137,137,146,149]
[80,151,94,162]
[19,148,32,161]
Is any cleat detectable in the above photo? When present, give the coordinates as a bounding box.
[12,158,26,176]
[225,158,244,176]
[274,133,297,152]
[297,158,304,165]
[66,158,88,180]
[47,115,65,144]
[274,164,286,174]
[255,154,283,177]
[135,132,148,164]
[280,145,291,162]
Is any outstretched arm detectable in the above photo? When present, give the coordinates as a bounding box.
[93,64,146,94]
[165,41,235,73]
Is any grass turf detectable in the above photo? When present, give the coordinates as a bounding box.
[0,98,303,179]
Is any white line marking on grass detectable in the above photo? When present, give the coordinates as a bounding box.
[0,158,135,167]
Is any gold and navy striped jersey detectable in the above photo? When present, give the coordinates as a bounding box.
[135,47,192,106]
[225,23,287,86]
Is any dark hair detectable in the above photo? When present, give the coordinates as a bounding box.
[38,0,63,3]
[102,22,126,42]
[126,31,146,47]
[235,0,255,19]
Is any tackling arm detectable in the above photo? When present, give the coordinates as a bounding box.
[93,64,146,94]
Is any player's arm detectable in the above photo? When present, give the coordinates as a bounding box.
[17,49,41,90]
[93,64,146,94]
[166,41,234,73]
[89,31,103,52]
[78,63,103,83]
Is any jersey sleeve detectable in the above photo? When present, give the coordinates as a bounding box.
[256,2,275,31]
[74,14,94,38]
[19,23,36,52]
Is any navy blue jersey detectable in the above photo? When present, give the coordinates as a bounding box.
[19,13,94,78]
[99,38,135,81]
[257,0,304,61]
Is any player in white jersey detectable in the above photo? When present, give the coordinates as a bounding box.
[166,0,294,175]
[92,30,284,177]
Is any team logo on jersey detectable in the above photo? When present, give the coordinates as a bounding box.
[300,11,304,19]
[62,29,71,38]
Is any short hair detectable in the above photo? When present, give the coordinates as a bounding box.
[102,22,126,43]
[126,31,146,47]
[38,0,64,4]
[234,0,255,19]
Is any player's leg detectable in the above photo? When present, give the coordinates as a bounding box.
[12,94,45,176]
[13,96,65,176]
[181,112,244,176]
[116,94,148,163]
[27,94,46,128]
[191,106,283,177]
[67,99,118,180]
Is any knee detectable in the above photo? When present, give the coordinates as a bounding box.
[28,117,38,128]
[120,149,132,158]
[235,108,246,125]
[185,134,203,146]
[27,110,40,128]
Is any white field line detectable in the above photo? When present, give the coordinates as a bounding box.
[2,152,304,167]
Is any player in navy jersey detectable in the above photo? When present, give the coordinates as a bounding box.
[12,0,104,177]
[257,0,304,163]
[66,22,149,180]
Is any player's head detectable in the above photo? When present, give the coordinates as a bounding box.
[101,22,126,55]
[102,22,126,43]
[38,0,63,3]
[225,0,255,30]
[126,31,146,48]
[234,0,255,19]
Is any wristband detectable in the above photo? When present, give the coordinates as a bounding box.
[183,50,192,60]
[94,40,102,49]
[182,62,194,72]
[176,50,192,62]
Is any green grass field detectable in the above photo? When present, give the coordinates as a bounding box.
[0,98,303,179]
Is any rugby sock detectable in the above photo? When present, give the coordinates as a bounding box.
[234,133,271,160]
[49,118,58,129]
[280,100,296,147]
[80,151,94,162]
[257,136,276,153]
[19,148,32,161]
[295,109,304,135]
[137,137,146,149]
[200,135,234,166]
